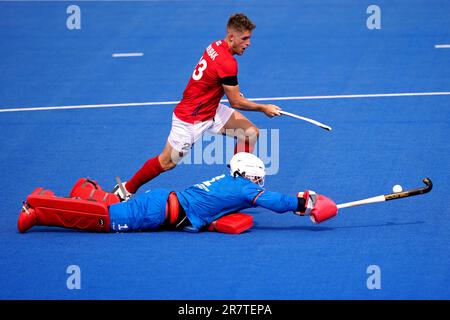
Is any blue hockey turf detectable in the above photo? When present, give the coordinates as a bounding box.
[0,1,449,300]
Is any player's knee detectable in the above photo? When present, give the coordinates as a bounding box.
[246,126,259,139]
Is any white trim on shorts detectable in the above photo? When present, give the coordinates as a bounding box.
[168,103,235,153]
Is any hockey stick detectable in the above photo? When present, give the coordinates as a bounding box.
[279,110,332,131]
[337,178,433,209]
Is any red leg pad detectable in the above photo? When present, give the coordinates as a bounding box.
[25,193,110,232]
[17,207,37,233]
[207,213,253,234]
[31,187,55,197]
[18,188,56,233]
[69,178,120,206]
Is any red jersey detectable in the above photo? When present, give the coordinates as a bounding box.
[173,40,238,123]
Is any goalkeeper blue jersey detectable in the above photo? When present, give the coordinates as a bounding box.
[177,174,298,230]
[109,174,298,232]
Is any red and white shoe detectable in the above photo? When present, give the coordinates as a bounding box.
[112,181,133,202]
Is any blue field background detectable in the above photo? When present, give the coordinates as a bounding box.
[0,0,449,299]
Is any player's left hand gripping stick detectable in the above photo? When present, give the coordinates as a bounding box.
[294,190,338,223]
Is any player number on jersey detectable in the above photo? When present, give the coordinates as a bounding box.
[192,58,207,81]
[194,174,226,192]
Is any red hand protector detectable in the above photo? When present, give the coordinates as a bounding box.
[310,195,338,224]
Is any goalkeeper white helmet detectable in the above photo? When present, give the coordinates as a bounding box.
[229,152,266,187]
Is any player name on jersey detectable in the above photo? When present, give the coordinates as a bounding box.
[206,44,219,60]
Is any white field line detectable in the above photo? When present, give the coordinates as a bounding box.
[1,91,450,113]
[0,1,170,2]
[112,52,144,57]
[435,44,450,48]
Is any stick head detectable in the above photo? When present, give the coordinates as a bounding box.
[422,178,433,193]
[384,177,433,201]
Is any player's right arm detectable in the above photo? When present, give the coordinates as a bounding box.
[223,84,281,117]
[217,55,281,118]
[243,185,337,223]
[249,190,299,213]
[242,183,298,213]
